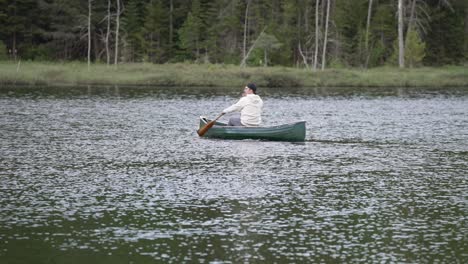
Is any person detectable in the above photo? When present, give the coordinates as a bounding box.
[222,83,263,126]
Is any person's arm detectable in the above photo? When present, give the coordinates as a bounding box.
[222,97,247,114]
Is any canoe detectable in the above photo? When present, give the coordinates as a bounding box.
[198,116,306,142]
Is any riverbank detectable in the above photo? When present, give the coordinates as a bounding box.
[0,61,466,87]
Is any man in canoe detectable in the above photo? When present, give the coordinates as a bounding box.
[222,83,263,126]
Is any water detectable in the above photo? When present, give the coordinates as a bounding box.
[0,86,467,263]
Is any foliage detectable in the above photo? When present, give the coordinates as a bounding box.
[122,0,147,62]
[405,29,425,67]
[368,2,397,66]
[178,0,203,60]
[255,33,282,66]
[334,0,368,66]
[20,44,52,61]
[144,0,166,63]
[424,3,465,65]
[0,41,7,60]
[0,0,464,67]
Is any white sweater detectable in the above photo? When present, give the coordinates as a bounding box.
[223,94,263,126]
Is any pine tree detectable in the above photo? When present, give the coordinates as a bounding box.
[178,0,203,60]
[255,32,282,66]
[210,0,243,64]
[424,3,465,65]
[276,0,298,66]
[144,0,166,63]
[201,0,222,63]
[405,28,425,67]
[122,0,146,62]
[370,2,397,66]
[0,0,38,59]
[335,0,368,67]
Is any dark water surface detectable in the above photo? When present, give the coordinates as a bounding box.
[0,86,467,263]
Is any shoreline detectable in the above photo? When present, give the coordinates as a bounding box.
[0,62,467,88]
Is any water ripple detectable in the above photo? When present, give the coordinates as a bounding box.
[0,86,467,263]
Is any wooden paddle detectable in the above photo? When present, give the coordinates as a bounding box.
[197,113,224,137]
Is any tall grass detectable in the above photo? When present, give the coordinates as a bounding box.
[0,61,466,87]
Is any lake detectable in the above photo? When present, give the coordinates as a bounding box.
[0,85,467,263]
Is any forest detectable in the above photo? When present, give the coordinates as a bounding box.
[0,0,466,69]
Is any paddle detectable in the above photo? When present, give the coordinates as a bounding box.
[197,113,225,137]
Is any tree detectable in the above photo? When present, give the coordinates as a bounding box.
[424,1,465,65]
[405,28,425,67]
[240,27,266,67]
[178,0,203,60]
[0,0,37,60]
[256,32,282,66]
[243,0,251,61]
[0,0,463,67]
[365,0,374,67]
[144,0,166,63]
[122,0,147,62]
[105,0,111,66]
[313,0,320,70]
[169,0,173,49]
[88,0,92,71]
[211,0,243,64]
[199,0,224,63]
[115,0,121,65]
[398,0,405,68]
[321,0,330,70]
[335,0,368,67]
[370,2,397,66]
[465,3,468,60]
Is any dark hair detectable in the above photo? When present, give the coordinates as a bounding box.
[247,83,257,94]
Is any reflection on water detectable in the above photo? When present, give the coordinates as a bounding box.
[0,86,467,263]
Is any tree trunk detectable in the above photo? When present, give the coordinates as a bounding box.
[408,0,416,32]
[114,0,121,65]
[313,0,320,71]
[321,0,330,70]
[93,31,99,62]
[169,0,173,48]
[465,6,468,57]
[243,0,251,61]
[365,0,373,68]
[296,8,301,66]
[88,0,92,72]
[106,0,111,66]
[12,31,17,61]
[264,48,267,67]
[12,0,17,61]
[298,42,309,69]
[398,0,405,68]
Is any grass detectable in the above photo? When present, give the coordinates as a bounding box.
[0,61,467,87]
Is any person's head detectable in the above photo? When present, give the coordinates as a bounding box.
[244,83,257,94]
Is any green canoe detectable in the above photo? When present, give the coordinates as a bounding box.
[198,116,306,142]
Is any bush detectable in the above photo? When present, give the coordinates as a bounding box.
[20,44,52,61]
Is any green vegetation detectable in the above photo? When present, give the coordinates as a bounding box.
[0,0,466,67]
[0,41,7,60]
[0,61,466,87]
[405,29,426,68]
